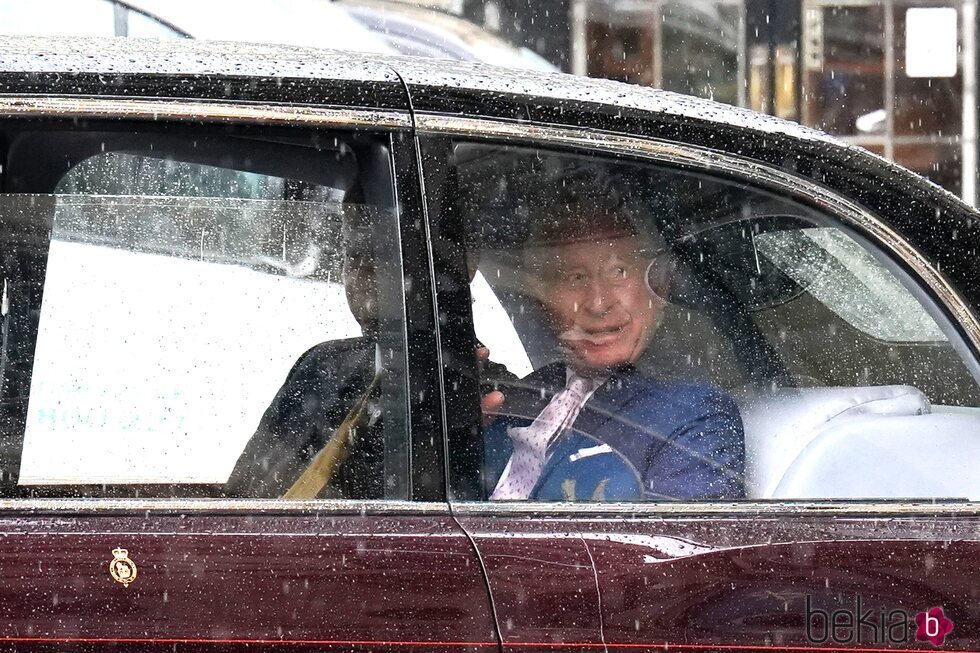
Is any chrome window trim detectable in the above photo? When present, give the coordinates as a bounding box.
[1,499,971,517]
[0,96,412,129]
[451,501,980,516]
[416,113,980,361]
[0,499,449,514]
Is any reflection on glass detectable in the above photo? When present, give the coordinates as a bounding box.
[2,134,408,500]
[803,5,886,136]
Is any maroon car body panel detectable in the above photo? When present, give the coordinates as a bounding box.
[457,508,980,651]
[0,509,496,653]
[454,515,604,650]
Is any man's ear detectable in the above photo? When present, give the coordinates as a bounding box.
[645,255,673,301]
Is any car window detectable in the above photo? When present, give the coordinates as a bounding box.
[56,153,289,200]
[423,139,980,503]
[0,0,115,36]
[471,270,533,378]
[0,127,408,500]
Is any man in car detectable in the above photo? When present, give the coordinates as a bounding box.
[484,183,745,501]
[226,206,506,499]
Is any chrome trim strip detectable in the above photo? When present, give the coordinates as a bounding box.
[416,113,980,355]
[451,501,980,517]
[0,499,973,517]
[0,96,411,129]
[0,499,448,513]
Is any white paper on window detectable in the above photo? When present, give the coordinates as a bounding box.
[905,7,958,78]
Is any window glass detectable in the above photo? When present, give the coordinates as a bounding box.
[0,0,115,36]
[57,154,284,199]
[0,129,407,500]
[424,140,980,503]
[471,270,533,378]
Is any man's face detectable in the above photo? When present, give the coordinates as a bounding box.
[536,233,664,372]
[342,228,379,336]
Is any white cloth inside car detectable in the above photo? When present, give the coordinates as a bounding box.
[738,385,980,500]
[774,411,980,500]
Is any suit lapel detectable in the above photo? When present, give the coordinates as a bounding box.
[483,363,565,495]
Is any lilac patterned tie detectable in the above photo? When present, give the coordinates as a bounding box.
[491,373,597,500]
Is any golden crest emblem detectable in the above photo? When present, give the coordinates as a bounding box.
[109,548,137,587]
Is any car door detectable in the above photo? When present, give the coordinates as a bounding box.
[0,88,495,652]
[417,111,980,651]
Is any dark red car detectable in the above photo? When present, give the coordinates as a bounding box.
[0,35,976,653]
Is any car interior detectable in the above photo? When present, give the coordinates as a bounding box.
[445,143,980,501]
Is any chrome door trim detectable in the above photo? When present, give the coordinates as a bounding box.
[0,96,412,129]
[0,498,449,514]
[451,500,980,517]
[416,113,980,355]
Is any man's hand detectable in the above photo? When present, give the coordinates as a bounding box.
[477,345,505,425]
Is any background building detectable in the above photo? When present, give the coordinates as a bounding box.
[449,0,976,205]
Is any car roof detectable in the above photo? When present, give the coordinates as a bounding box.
[0,35,397,81]
[0,35,407,109]
[394,56,836,144]
[0,35,826,142]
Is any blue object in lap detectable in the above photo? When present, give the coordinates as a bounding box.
[484,362,746,501]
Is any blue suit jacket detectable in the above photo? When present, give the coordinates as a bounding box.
[484,363,745,501]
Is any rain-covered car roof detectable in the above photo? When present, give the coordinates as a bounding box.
[0,36,398,82]
[0,36,407,109]
[0,35,830,143]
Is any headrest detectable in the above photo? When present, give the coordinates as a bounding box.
[774,412,980,499]
[741,385,931,424]
[738,385,931,497]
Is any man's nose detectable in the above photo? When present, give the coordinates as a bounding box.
[583,279,615,315]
